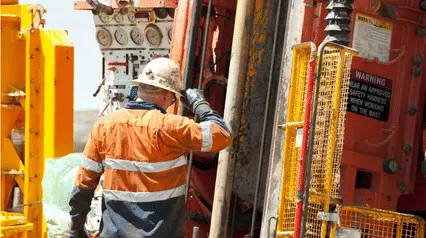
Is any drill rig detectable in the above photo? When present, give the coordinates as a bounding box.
[73,0,426,237]
[2,0,426,237]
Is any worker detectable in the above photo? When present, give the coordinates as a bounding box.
[68,57,232,238]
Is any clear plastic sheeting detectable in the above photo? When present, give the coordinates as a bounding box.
[42,153,82,237]
[42,153,103,237]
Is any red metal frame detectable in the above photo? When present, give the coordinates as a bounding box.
[169,0,240,236]
[298,0,426,213]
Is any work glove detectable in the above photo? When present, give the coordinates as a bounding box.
[180,88,209,112]
[69,229,90,238]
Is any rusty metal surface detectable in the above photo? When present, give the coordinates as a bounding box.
[259,0,306,237]
[248,0,287,234]
[232,0,287,210]
[208,0,256,235]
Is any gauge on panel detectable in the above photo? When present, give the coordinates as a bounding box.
[167,8,175,18]
[113,14,124,23]
[130,27,143,45]
[96,28,112,47]
[99,12,110,23]
[120,7,129,15]
[154,8,168,19]
[144,24,163,47]
[167,28,172,41]
[114,28,128,45]
[128,11,136,23]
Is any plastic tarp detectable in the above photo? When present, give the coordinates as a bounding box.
[42,153,82,237]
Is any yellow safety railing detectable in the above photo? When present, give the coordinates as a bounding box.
[331,205,425,238]
[277,43,314,236]
[276,42,357,238]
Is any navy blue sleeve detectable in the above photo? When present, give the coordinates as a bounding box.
[69,187,95,230]
[195,104,231,134]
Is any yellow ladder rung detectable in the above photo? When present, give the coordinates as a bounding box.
[276,231,294,237]
[278,121,304,130]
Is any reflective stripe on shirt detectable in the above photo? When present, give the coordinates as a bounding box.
[102,155,187,173]
[103,184,186,203]
[200,121,213,152]
[81,156,103,173]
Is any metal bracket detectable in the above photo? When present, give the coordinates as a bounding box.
[317,212,339,222]
[28,4,46,29]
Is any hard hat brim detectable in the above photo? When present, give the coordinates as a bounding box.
[130,78,183,97]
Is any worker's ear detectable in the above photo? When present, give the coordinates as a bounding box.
[165,91,175,104]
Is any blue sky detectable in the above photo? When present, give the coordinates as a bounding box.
[21,0,100,111]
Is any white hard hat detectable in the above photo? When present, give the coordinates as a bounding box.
[131,58,184,97]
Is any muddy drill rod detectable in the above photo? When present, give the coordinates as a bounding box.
[208,0,256,235]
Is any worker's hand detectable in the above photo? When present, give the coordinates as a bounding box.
[180,88,209,112]
[90,231,100,238]
[69,229,90,238]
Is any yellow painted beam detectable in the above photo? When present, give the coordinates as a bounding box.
[1,212,28,227]
[24,27,43,238]
[1,3,26,140]
[41,30,74,159]
[1,2,26,219]
[2,138,24,170]
[0,5,22,16]
[1,0,20,5]
[2,3,73,238]
[1,223,33,237]
[1,14,20,22]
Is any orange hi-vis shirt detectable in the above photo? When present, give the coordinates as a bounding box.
[69,101,232,238]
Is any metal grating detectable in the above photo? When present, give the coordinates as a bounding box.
[334,206,425,238]
[305,195,327,238]
[310,48,352,197]
[310,48,340,195]
[331,52,354,198]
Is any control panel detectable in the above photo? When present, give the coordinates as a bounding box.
[93,7,174,115]
[84,7,174,233]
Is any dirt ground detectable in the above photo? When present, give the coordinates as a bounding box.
[74,110,98,152]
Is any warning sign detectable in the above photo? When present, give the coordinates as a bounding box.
[347,70,392,122]
[352,14,393,62]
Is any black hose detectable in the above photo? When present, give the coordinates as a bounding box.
[181,0,203,117]
[183,0,204,206]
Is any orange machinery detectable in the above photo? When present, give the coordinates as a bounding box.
[299,0,426,212]
[73,0,426,237]
[262,0,426,237]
